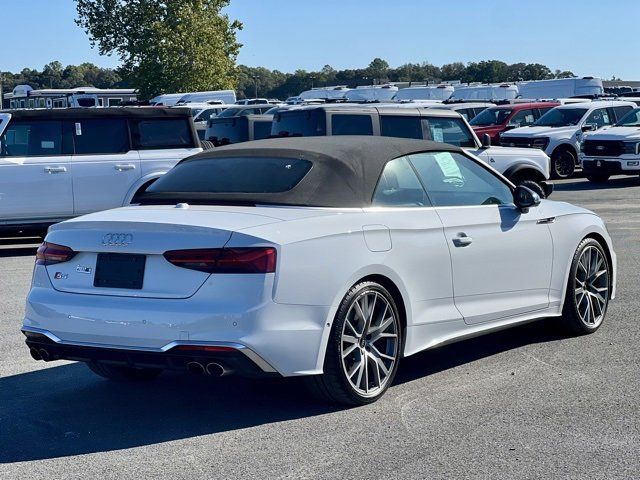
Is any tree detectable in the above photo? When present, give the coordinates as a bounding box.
[366,58,389,83]
[75,0,243,99]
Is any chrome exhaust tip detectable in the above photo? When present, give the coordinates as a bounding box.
[206,362,230,377]
[186,361,205,375]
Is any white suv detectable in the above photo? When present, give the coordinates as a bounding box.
[0,108,202,235]
[271,105,553,197]
[500,100,636,179]
[580,107,640,182]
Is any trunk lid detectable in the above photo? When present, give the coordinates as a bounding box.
[45,205,284,299]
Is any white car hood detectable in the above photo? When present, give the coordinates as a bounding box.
[502,125,576,138]
[484,145,549,159]
[584,126,640,141]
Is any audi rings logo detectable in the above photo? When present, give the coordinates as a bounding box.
[102,233,133,246]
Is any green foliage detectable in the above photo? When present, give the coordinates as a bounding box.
[75,0,243,100]
[1,62,122,91]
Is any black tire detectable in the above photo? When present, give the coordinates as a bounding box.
[551,148,576,179]
[306,281,403,406]
[87,361,163,382]
[560,238,611,335]
[585,172,610,183]
[200,140,215,150]
[516,179,546,199]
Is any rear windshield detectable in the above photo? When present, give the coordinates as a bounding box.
[207,118,248,145]
[271,110,327,137]
[146,157,312,194]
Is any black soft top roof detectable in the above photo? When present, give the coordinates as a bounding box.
[140,136,463,208]
[7,107,191,120]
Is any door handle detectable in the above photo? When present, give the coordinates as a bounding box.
[44,166,67,174]
[452,233,473,247]
[115,164,136,171]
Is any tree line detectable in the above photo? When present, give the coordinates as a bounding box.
[2,58,579,101]
[236,59,578,100]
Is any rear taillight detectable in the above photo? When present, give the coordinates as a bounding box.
[163,247,276,274]
[36,242,76,265]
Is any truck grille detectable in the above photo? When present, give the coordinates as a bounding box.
[582,140,624,157]
[501,137,534,148]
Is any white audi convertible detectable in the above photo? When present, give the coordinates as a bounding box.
[23,136,615,405]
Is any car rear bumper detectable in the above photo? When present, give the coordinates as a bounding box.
[582,158,640,175]
[22,326,277,378]
[23,268,332,376]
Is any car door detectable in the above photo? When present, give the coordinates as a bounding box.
[70,118,141,215]
[407,150,553,324]
[0,118,74,221]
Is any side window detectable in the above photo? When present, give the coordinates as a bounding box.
[613,106,633,121]
[457,109,470,121]
[134,119,194,149]
[408,151,512,207]
[380,115,423,139]
[72,119,129,154]
[0,121,63,157]
[585,108,611,128]
[372,157,430,207]
[509,109,536,126]
[331,114,373,135]
[422,117,476,148]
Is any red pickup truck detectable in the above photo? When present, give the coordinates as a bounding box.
[470,102,559,145]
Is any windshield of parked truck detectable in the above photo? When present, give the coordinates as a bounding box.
[534,108,588,127]
[271,110,327,137]
[469,108,512,126]
[614,108,640,127]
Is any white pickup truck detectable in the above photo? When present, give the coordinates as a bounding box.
[0,108,202,235]
[580,106,640,182]
[501,100,636,178]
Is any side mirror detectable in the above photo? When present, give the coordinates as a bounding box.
[513,185,541,213]
[581,124,597,132]
[481,133,491,148]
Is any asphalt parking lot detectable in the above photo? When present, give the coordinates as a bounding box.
[0,175,638,480]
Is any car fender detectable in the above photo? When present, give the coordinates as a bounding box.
[313,263,414,371]
[503,162,548,182]
[541,207,616,312]
[122,171,167,205]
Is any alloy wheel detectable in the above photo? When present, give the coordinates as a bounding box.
[340,290,399,397]
[574,246,609,328]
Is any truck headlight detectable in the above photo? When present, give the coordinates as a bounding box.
[532,138,549,150]
[622,142,640,155]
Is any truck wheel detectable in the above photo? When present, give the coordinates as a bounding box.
[551,149,576,179]
[516,179,546,199]
[585,172,610,183]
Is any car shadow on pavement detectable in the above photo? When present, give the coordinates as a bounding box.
[0,318,566,463]
[395,317,566,386]
[553,176,639,191]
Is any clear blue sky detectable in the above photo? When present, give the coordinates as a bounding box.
[1,0,638,79]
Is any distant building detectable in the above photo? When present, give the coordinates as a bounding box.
[3,85,137,109]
